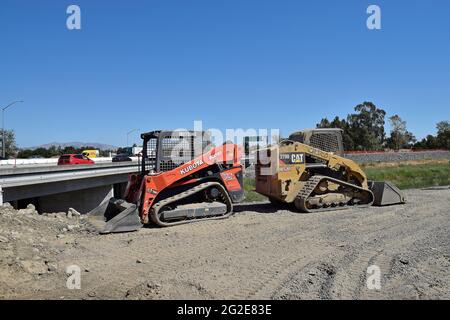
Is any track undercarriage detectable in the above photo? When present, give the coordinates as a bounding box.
[150,181,234,227]
[294,175,374,213]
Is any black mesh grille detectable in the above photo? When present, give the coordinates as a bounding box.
[309,133,340,153]
[142,131,213,173]
[160,135,195,172]
[144,138,157,171]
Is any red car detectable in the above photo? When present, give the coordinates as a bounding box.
[58,154,94,165]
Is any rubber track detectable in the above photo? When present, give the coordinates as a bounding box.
[296,175,374,213]
[149,181,233,227]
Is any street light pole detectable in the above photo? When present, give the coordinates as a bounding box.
[1,100,24,158]
[126,129,139,147]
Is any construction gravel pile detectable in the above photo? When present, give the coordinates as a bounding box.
[0,204,94,298]
[345,150,450,164]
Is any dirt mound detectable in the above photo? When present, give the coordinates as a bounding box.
[0,204,94,298]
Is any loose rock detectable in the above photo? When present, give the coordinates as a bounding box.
[1,202,14,210]
[18,204,38,215]
[19,260,48,275]
[68,208,81,218]
[45,261,58,272]
[399,258,409,265]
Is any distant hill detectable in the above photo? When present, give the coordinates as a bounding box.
[26,142,118,151]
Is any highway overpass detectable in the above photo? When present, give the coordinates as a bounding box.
[0,162,139,213]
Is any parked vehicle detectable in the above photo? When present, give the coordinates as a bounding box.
[121,146,142,156]
[112,153,132,162]
[82,149,99,158]
[58,154,94,165]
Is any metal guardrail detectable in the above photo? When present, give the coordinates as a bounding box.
[0,161,138,175]
[0,156,140,166]
[0,162,139,188]
[0,162,140,204]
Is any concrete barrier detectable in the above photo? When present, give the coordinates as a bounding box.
[0,157,139,166]
[0,162,139,212]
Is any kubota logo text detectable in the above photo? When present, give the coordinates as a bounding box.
[180,159,204,175]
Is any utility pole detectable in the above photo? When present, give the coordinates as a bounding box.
[1,100,23,158]
[126,129,139,147]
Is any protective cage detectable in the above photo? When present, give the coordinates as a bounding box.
[141,130,213,173]
[289,128,344,155]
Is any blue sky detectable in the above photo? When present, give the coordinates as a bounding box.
[1,0,449,147]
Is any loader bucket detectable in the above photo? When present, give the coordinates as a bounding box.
[368,181,406,206]
[86,198,143,234]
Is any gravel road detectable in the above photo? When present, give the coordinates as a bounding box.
[1,187,449,300]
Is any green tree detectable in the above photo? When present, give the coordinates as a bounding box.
[413,121,450,150]
[386,115,416,150]
[347,102,386,150]
[47,145,59,157]
[17,149,34,158]
[414,135,436,149]
[62,146,77,154]
[436,121,450,149]
[316,118,330,128]
[2,129,18,158]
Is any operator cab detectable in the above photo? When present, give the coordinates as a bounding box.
[140,130,213,174]
[288,128,344,155]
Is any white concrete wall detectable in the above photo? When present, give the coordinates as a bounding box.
[37,185,114,213]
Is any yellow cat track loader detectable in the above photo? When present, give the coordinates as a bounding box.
[255,129,405,212]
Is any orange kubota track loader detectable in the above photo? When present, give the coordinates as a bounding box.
[87,130,244,233]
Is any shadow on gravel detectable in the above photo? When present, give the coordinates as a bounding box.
[234,202,293,214]
[135,202,292,231]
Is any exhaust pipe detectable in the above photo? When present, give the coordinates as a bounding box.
[86,198,143,234]
[369,181,406,206]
